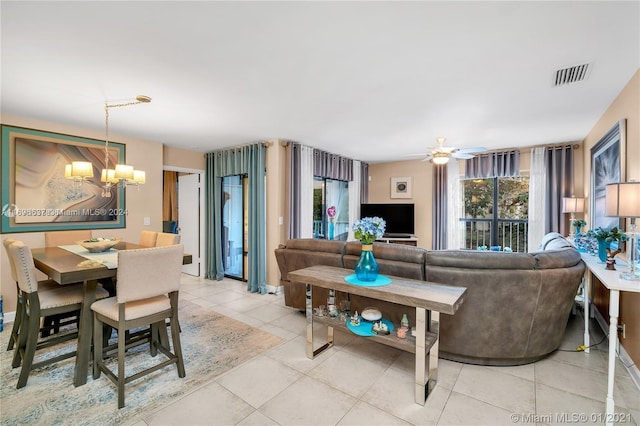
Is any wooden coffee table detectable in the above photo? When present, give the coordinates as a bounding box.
[288,265,466,405]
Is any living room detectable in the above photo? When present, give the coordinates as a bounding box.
[1,1,639,424]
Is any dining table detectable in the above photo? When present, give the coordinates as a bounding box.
[30,241,192,387]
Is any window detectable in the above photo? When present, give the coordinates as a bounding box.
[313,177,349,240]
[461,176,529,252]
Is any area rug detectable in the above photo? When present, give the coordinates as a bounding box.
[0,300,284,426]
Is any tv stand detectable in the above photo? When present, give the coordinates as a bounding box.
[377,235,418,246]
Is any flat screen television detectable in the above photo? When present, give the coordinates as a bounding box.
[359,203,415,237]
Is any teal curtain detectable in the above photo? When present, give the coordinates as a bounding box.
[204,144,267,294]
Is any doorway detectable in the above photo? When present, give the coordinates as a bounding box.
[162,167,204,277]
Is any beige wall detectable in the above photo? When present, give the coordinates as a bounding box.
[265,141,287,288]
[582,69,640,366]
[0,114,163,313]
[368,160,433,249]
[163,145,205,170]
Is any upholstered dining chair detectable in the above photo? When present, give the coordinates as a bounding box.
[2,239,61,351]
[6,239,109,388]
[155,232,181,247]
[43,230,94,336]
[44,230,92,247]
[91,244,186,409]
[139,230,158,247]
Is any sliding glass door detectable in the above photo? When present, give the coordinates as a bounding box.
[222,175,247,280]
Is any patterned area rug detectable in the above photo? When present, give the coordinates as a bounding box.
[0,301,284,425]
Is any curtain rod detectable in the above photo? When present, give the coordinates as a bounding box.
[202,141,273,156]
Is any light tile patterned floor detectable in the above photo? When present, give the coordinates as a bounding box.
[132,275,640,426]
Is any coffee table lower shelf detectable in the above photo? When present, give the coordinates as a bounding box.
[312,315,438,354]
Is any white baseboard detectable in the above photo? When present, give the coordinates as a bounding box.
[2,311,15,324]
[266,284,281,295]
[592,306,640,391]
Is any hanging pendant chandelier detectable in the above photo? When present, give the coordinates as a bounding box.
[65,95,150,196]
[100,95,151,197]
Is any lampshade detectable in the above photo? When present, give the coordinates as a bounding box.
[114,164,134,180]
[605,182,640,217]
[71,161,93,178]
[101,168,118,183]
[562,196,585,214]
[133,170,146,185]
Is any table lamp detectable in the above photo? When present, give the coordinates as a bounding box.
[605,181,640,281]
[562,196,585,235]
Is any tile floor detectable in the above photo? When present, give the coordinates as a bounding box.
[132,275,640,426]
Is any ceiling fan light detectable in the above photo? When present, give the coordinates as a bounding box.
[432,152,450,164]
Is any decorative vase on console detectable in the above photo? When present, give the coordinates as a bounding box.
[355,244,379,281]
[587,227,628,264]
[572,219,586,238]
[352,216,386,282]
[327,206,336,240]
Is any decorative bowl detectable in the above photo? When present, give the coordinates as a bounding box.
[78,238,120,253]
[361,307,382,322]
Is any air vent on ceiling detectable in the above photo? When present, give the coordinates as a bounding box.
[553,63,591,86]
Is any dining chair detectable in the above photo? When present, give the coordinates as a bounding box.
[3,238,64,351]
[44,230,92,247]
[139,230,158,247]
[6,239,109,388]
[91,244,186,409]
[155,232,181,246]
[42,230,93,336]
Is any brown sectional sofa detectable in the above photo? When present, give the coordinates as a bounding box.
[274,233,585,366]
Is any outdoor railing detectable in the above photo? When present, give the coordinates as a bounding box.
[461,218,529,252]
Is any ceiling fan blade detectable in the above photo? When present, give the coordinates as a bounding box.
[452,152,475,159]
[457,147,487,154]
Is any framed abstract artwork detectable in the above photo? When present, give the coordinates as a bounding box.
[391,176,412,199]
[590,119,626,232]
[1,125,126,233]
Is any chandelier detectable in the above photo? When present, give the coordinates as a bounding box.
[65,95,150,196]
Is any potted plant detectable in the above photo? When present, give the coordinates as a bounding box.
[571,219,587,235]
[586,227,628,262]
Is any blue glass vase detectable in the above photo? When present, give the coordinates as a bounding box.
[597,239,610,263]
[574,225,582,237]
[328,220,335,240]
[355,245,379,282]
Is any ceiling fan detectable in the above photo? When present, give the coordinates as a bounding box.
[419,137,487,164]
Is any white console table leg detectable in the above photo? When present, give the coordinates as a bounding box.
[584,272,590,353]
[605,289,619,426]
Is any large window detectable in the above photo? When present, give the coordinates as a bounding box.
[461,177,529,252]
[313,177,349,240]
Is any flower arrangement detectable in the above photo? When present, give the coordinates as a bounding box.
[327,206,336,219]
[571,219,587,227]
[586,227,628,242]
[352,216,386,245]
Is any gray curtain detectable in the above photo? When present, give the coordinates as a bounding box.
[360,162,369,204]
[465,150,520,178]
[313,149,353,181]
[432,164,448,249]
[204,144,267,294]
[286,143,302,238]
[545,145,574,236]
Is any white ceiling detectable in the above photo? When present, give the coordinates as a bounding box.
[1,1,638,163]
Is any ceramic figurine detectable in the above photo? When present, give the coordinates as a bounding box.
[350,311,360,326]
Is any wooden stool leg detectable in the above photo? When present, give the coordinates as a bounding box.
[93,313,103,379]
[7,293,23,351]
[17,310,40,388]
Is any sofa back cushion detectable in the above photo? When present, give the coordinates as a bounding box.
[343,242,426,280]
[274,239,345,281]
[426,250,536,270]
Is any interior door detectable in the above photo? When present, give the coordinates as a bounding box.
[178,173,200,276]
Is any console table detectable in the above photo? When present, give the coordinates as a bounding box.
[288,265,466,405]
[580,253,640,426]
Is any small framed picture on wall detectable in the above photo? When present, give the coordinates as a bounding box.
[391,176,412,199]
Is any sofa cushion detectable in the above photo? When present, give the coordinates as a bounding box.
[533,248,582,269]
